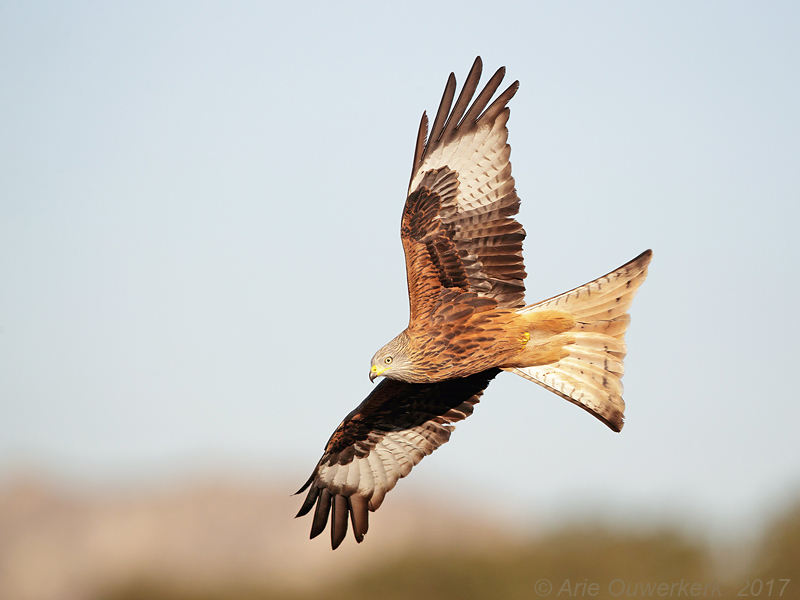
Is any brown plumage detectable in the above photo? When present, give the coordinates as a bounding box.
[297,57,652,549]
[370,57,651,402]
[295,369,499,549]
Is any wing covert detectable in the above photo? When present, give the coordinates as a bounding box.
[295,369,500,549]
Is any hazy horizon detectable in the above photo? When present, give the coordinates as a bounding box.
[2,1,799,543]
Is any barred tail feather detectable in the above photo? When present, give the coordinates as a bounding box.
[519,249,652,320]
[507,250,652,431]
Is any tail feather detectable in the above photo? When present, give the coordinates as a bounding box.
[519,249,652,321]
[571,331,627,355]
[506,250,652,432]
[509,362,627,431]
[573,314,630,338]
[559,357,624,396]
[566,345,625,375]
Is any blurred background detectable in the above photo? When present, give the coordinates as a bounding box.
[2,1,799,599]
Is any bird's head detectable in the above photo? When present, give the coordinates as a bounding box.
[370,334,414,382]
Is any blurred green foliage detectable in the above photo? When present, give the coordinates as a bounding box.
[747,500,800,588]
[101,501,800,600]
[345,526,708,600]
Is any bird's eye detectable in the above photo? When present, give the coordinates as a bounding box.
[384,356,393,365]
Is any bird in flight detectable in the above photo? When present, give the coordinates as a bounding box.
[296,57,652,549]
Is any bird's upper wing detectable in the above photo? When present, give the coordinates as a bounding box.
[402,57,526,325]
[295,368,500,549]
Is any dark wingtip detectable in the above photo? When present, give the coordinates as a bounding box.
[295,484,320,518]
[294,473,314,496]
[310,489,332,539]
[330,494,349,550]
[349,495,369,543]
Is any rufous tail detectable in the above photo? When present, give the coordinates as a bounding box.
[505,249,652,432]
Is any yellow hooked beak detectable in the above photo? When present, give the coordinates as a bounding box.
[370,364,389,382]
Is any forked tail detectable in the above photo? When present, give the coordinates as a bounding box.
[505,250,652,431]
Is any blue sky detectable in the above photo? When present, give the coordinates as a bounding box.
[2,1,799,536]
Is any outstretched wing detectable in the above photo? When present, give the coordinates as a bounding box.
[402,57,526,325]
[295,369,500,549]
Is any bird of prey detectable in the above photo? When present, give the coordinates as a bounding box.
[296,57,651,549]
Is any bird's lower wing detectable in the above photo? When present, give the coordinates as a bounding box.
[295,369,500,549]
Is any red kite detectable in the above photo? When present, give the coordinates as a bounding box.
[296,58,651,549]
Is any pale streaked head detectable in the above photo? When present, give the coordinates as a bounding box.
[369,333,415,383]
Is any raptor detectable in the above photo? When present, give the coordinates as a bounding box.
[296,57,651,549]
